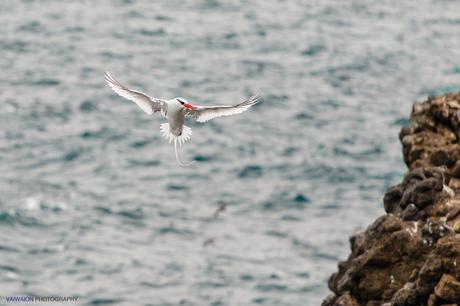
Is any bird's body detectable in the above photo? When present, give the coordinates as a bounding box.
[104,72,260,166]
[165,98,186,136]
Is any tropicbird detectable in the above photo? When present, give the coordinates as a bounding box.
[104,72,260,167]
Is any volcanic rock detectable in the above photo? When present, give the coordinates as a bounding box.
[323,93,460,305]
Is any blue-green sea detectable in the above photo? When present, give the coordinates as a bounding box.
[1,1,460,305]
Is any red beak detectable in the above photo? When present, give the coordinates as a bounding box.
[184,103,197,111]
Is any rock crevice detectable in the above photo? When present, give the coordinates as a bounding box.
[323,93,460,306]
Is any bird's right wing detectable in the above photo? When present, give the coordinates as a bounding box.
[188,94,260,123]
[104,72,167,115]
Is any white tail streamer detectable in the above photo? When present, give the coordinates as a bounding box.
[174,138,195,167]
[160,123,195,167]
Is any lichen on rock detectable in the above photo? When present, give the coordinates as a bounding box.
[323,93,460,306]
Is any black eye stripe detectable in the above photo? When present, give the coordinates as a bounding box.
[177,98,185,105]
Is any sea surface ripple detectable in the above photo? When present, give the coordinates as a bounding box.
[1,0,460,305]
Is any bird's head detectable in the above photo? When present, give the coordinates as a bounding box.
[177,98,197,111]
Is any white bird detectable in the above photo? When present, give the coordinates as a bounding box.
[104,72,260,167]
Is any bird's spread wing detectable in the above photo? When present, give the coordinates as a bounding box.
[104,72,167,116]
[187,94,260,123]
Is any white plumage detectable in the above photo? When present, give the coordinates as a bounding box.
[160,123,192,146]
[190,94,260,122]
[104,72,166,116]
[105,72,260,167]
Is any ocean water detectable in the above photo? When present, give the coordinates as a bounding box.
[1,0,460,305]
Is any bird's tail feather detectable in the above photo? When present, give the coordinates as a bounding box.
[160,123,195,167]
[174,138,195,167]
[160,123,192,146]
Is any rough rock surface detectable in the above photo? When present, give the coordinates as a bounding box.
[322,93,460,306]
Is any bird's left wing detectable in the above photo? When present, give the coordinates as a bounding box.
[187,94,260,123]
[104,72,167,116]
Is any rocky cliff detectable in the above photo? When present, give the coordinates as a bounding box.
[322,93,460,306]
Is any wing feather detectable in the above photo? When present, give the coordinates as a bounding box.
[104,72,166,115]
[189,94,260,123]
